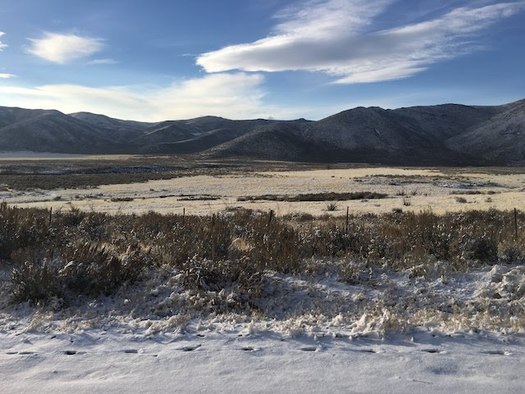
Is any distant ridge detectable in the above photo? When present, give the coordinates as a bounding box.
[1,99,524,165]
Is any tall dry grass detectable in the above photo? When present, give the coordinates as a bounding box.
[1,203,524,307]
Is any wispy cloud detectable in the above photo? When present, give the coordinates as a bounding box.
[197,0,525,84]
[0,31,7,50]
[0,33,13,79]
[0,73,304,121]
[88,58,117,65]
[27,32,104,64]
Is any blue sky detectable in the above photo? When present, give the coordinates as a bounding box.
[0,0,524,121]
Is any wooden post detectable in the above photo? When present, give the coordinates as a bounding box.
[182,207,186,225]
[268,209,274,228]
[514,208,518,240]
[211,214,216,261]
[48,207,53,226]
[345,206,350,234]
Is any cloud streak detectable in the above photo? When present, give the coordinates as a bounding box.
[0,31,7,51]
[88,58,117,65]
[27,32,104,64]
[197,0,525,84]
[0,73,304,121]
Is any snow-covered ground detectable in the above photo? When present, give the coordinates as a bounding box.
[1,328,524,393]
[1,262,524,392]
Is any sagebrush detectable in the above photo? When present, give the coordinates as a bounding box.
[1,203,524,307]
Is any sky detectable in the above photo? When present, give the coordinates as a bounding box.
[0,0,524,121]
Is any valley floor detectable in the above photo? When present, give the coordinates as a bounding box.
[3,164,525,216]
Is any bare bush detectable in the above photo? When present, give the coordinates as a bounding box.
[0,203,49,260]
[326,202,338,211]
[11,257,63,304]
[10,242,148,304]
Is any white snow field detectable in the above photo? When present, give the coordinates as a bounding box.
[1,262,524,393]
[1,329,524,394]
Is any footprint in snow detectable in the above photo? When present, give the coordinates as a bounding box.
[180,344,201,352]
[300,346,318,352]
[482,350,510,356]
[63,350,86,355]
[421,348,442,354]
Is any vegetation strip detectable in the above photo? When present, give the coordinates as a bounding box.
[238,191,388,202]
[1,203,524,333]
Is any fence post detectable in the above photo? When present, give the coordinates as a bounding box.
[211,213,216,261]
[345,206,349,234]
[514,208,518,240]
[268,209,274,228]
[48,207,53,226]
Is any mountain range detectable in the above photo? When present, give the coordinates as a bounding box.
[1,98,524,165]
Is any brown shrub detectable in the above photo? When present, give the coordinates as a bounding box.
[3,205,525,308]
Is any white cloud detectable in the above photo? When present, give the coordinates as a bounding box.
[0,31,7,51]
[197,0,525,84]
[0,73,305,121]
[273,0,391,37]
[0,73,15,79]
[27,32,104,64]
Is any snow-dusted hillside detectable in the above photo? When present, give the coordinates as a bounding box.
[1,98,524,164]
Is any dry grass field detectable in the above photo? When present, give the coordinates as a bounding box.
[1,155,525,216]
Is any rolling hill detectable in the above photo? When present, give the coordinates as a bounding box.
[0,99,524,165]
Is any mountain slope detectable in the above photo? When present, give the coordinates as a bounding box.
[132,121,199,146]
[287,104,501,164]
[69,112,150,143]
[0,110,117,153]
[0,99,523,165]
[446,100,525,165]
[0,107,57,129]
[392,104,500,139]
[140,119,277,154]
[205,121,320,161]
